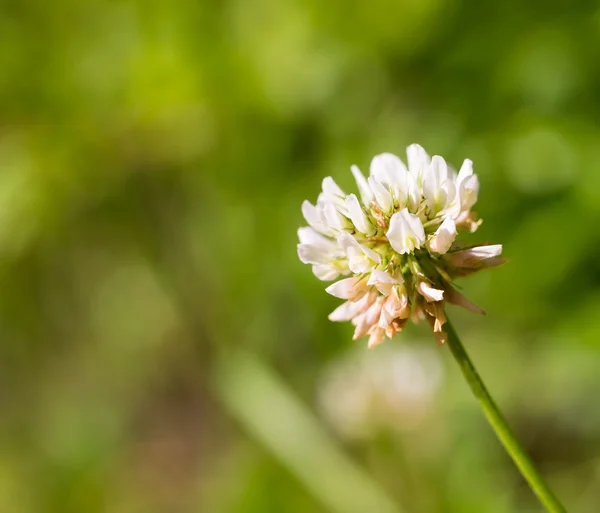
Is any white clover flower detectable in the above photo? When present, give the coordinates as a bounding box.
[317,344,444,439]
[297,144,506,346]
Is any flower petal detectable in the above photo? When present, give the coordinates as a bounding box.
[445,244,503,267]
[338,232,381,264]
[424,302,447,332]
[370,153,409,203]
[417,281,444,302]
[326,277,358,299]
[423,156,448,213]
[428,217,457,254]
[353,301,382,339]
[378,304,394,329]
[297,244,333,265]
[383,286,410,319]
[322,176,345,197]
[326,277,368,301]
[323,202,351,231]
[345,194,375,236]
[459,174,479,212]
[312,264,342,281]
[351,165,374,204]
[318,177,349,215]
[297,227,338,250]
[367,327,386,349]
[457,158,473,183]
[328,301,356,322]
[368,269,400,284]
[301,200,331,235]
[441,178,456,210]
[431,155,449,182]
[329,291,377,321]
[406,144,430,182]
[406,172,420,212]
[386,208,425,254]
[367,269,400,295]
[368,176,393,212]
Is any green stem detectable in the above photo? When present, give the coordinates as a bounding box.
[444,317,567,513]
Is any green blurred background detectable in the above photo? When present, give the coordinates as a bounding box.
[1,0,600,511]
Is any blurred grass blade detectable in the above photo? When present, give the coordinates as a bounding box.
[214,350,405,513]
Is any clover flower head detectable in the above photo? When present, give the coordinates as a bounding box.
[297,144,505,347]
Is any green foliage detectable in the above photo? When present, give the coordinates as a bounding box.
[0,0,599,511]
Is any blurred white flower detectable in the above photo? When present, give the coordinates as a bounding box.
[317,344,444,439]
[297,144,505,345]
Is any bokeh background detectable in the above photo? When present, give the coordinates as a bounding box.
[1,0,600,512]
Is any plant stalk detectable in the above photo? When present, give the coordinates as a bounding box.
[444,317,567,513]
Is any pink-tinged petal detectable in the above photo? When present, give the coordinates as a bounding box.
[328,301,356,322]
[417,281,444,302]
[367,269,400,296]
[445,244,503,267]
[326,277,369,301]
[330,291,378,322]
[367,327,386,349]
[352,302,382,339]
[428,218,457,254]
[363,301,382,325]
[382,287,399,312]
[379,289,409,328]
[386,208,425,254]
[369,269,400,284]
[368,269,390,283]
[451,258,506,277]
[325,277,359,299]
[378,305,394,329]
[352,315,370,339]
[385,318,408,339]
[383,287,410,319]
